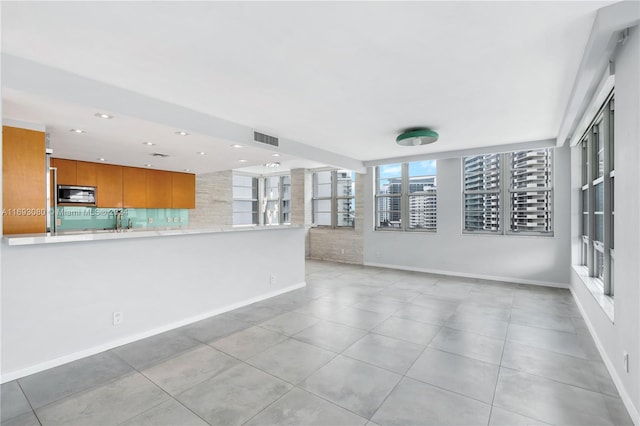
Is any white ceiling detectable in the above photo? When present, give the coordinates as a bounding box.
[1,1,612,173]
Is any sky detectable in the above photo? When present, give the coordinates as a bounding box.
[379,160,436,179]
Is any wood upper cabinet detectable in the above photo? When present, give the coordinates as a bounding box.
[54,158,77,185]
[76,161,98,186]
[146,170,173,208]
[123,167,147,208]
[96,164,123,208]
[2,126,46,234]
[172,172,195,208]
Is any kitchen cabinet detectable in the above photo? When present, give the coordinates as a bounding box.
[146,170,172,208]
[76,161,98,186]
[54,158,77,185]
[96,164,123,208]
[172,172,196,208]
[2,126,46,234]
[123,167,146,208]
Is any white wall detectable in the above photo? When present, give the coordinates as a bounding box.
[570,26,639,422]
[363,146,571,287]
[1,227,305,381]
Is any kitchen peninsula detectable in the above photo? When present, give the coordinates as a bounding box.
[1,225,305,381]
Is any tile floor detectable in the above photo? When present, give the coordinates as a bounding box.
[1,260,633,426]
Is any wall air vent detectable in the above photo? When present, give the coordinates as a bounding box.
[253,131,279,147]
[150,153,170,158]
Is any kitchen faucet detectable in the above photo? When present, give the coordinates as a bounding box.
[115,209,123,231]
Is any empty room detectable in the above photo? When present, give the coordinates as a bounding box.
[1,1,639,425]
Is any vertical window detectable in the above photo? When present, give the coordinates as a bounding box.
[282,175,291,225]
[580,92,614,296]
[463,149,552,235]
[375,161,437,231]
[233,174,258,225]
[312,170,355,228]
[463,154,500,232]
[263,176,281,225]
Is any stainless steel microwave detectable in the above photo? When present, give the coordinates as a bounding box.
[57,185,97,205]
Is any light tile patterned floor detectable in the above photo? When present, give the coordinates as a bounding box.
[1,260,633,426]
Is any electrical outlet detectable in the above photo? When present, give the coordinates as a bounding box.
[624,352,629,372]
[167,217,172,223]
[270,275,276,285]
[113,311,123,326]
[180,217,184,223]
[148,217,153,224]
[173,217,178,223]
[56,218,62,226]
[340,248,345,255]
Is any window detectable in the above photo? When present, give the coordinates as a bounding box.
[580,92,614,296]
[233,174,258,225]
[375,161,437,231]
[312,170,355,228]
[463,149,552,235]
[263,175,291,225]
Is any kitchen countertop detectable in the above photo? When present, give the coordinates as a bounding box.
[3,225,305,246]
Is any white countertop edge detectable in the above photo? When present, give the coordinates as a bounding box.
[4,225,304,246]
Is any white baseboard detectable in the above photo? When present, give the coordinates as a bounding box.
[570,288,640,425]
[0,282,306,384]
[364,261,569,289]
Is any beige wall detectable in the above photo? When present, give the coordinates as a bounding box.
[189,170,233,227]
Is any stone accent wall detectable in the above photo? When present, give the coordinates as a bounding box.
[189,170,233,227]
[308,172,364,264]
[290,168,312,257]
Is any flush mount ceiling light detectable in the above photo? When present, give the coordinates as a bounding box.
[94,112,113,119]
[69,128,87,134]
[396,128,439,146]
[142,141,156,146]
[231,144,244,148]
[264,162,281,168]
[175,131,189,136]
[197,151,206,155]
[97,158,106,162]
[238,159,248,163]
[271,153,281,157]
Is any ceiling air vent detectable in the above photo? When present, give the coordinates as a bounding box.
[253,131,279,147]
[150,152,170,158]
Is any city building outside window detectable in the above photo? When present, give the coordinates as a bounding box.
[263,175,291,225]
[312,170,355,228]
[232,174,258,225]
[463,149,553,235]
[375,161,437,231]
[580,92,614,296]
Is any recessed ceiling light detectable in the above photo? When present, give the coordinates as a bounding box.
[238,159,248,163]
[271,153,281,157]
[264,162,281,168]
[231,144,244,148]
[69,128,86,134]
[94,112,113,119]
[197,151,206,155]
[97,158,106,162]
[144,164,153,167]
[176,131,189,136]
[184,168,191,172]
[142,141,156,146]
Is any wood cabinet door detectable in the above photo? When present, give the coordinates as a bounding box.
[2,126,46,234]
[123,167,147,208]
[76,161,98,186]
[146,170,172,208]
[171,172,195,208]
[54,158,77,185]
[96,164,123,208]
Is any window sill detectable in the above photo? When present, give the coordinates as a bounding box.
[572,265,614,322]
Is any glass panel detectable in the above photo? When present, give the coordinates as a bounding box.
[408,161,437,193]
[609,99,615,171]
[313,199,331,212]
[376,196,401,228]
[510,191,552,233]
[233,186,254,199]
[464,193,500,231]
[464,154,500,191]
[234,212,254,225]
[582,213,589,237]
[510,149,551,190]
[233,200,254,213]
[596,121,604,178]
[264,200,280,225]
[233,175,254,187]
[594,181,603,242]
[378,164,402,195]
[610,177,614,249]
[265,176,280,200]
[595,249,605,281]
[336,198,354,227]
[581,139,589,186]
[581,189,588,237]
[408,193,436,230]
[336,170,355,197]
[313,171,332,197]
[314,212,331,226]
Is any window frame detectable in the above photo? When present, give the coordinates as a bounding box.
[312,169,355,229]
[375,162,437,232]
[462,149,554,237]
[580,90,614,296]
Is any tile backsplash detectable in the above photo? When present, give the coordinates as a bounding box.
[54,207,189,231]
